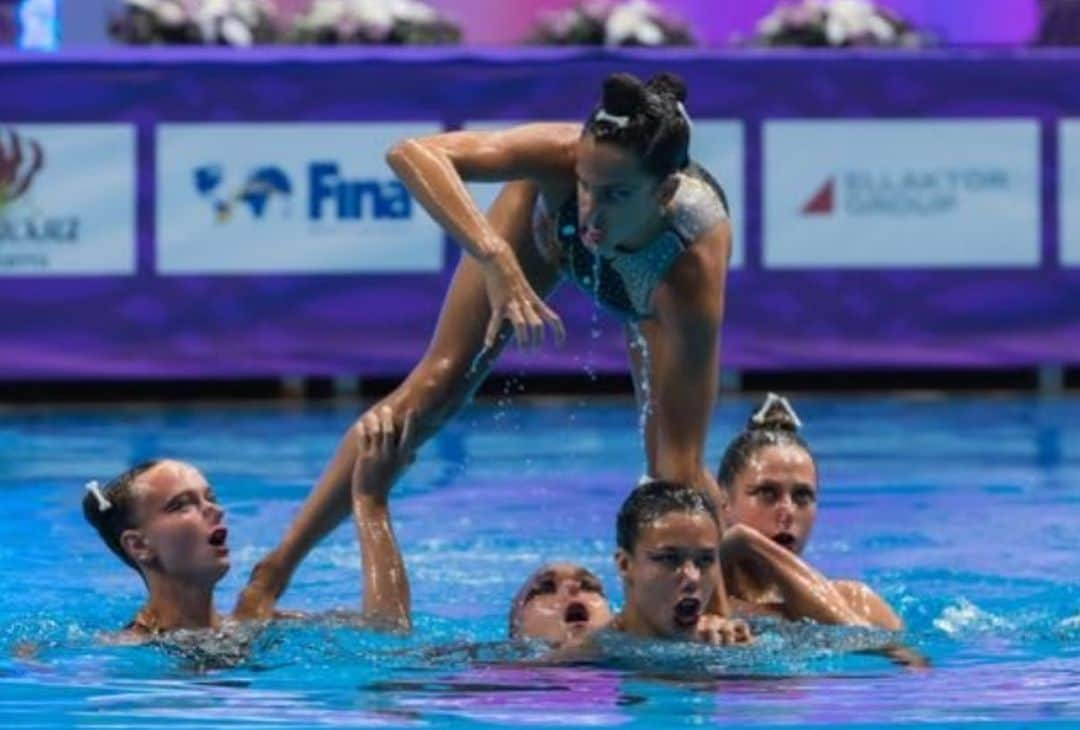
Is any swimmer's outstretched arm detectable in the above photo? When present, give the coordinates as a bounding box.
[351,413,419,631]
[722,525,928,667]
[721,523,892,628]
[387,124,576,348]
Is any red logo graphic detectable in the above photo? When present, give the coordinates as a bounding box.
[0,129,45,209]
[801,177,835,216]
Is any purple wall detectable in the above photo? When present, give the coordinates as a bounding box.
[271,0,1041,47]
[2,48,1078,379]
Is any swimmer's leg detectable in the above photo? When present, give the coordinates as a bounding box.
[626,318,731,619]
[236,181,559,619]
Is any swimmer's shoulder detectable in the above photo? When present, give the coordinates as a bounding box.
[653,167,732,303]
[666,165,731,245]
[831,579,904,631]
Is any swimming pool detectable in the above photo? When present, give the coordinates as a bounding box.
[1,395,1077,727]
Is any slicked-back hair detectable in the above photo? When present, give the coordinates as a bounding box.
[82,460,160,576]
[616,480,719,553]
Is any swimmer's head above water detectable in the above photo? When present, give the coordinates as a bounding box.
[576,72,693,256]
[83,459,230,589]
[718,394,818,556]
[614,480,722,639]
[509,562,613,646]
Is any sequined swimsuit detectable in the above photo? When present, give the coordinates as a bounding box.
[534,162,730,321]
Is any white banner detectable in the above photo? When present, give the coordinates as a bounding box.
[465,120,744,268]
[691,120,745,269]
[0,124,135,275]
[157,123,443,274]
[764,120,1041,268]
[1059,120,1080,266]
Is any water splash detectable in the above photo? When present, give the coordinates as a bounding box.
[581,253,604,383]
[933,598,1011,637]
[1057,613,1080,639]
[627,322,653,451]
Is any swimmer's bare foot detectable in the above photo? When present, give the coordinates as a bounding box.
[234,555,287,620]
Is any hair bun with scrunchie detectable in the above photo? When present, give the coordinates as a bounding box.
[747,392,803,433]
[646,72,688,104]
[602,73,649,116]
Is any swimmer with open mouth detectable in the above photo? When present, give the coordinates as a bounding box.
[350,413,750,650]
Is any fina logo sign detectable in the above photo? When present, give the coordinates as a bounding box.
[192,162,411,224]
[800,169,1011,217]
[0,128,79,244]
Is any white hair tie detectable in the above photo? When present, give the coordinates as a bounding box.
[750,392,803,430]
[85,480,112,512]
[677,101,693,130]
[594,108,630,129]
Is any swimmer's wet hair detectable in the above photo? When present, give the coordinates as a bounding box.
[717,393,814,489]
[584,72,691,179]
[616,480,718,553]
[82,460,160,576]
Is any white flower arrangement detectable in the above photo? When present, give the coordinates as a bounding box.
[290,0,460,45]
[110,0,277,45]
[195,0,278,46]
[530,0,694,47]
[110,0,459,46]
[754,0,926,48]
[109,0,199,44]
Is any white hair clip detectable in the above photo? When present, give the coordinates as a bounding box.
[676,101,693,130]
[85,480,112,512]
[594,108,630,129]
[751,392,803,430]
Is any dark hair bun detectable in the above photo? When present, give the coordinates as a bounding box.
[747,393,802,433]
[646,72,688,104]
[602,73,648,116]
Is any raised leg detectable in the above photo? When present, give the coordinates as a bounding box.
[235,181,559,618]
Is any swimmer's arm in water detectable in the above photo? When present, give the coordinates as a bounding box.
[386,124,578,263]
[720,523,869,626]
[828,582,928,667]
[650,221,731,509]
[351,412,418,632]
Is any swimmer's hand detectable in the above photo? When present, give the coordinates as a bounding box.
[695,614,753,646]
[481,247,565,350]
[352,409,418,504]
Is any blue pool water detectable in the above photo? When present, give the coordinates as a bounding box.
[0,395,1078,727]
